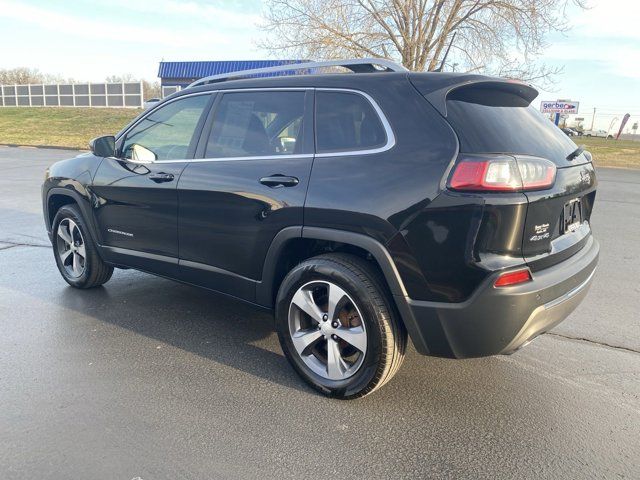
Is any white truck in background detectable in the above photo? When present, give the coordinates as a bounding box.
[583,129,613,138]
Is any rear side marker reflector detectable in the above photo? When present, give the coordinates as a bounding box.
[494,269,532,287]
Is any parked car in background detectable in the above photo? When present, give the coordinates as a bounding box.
[41,59,599,399]
[143,97,161,109]
[583,129,613,139]
[561,127,577,136]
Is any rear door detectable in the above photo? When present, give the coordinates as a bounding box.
[176,89,314,300]
[91,93,212,275]
[444,85,597,271]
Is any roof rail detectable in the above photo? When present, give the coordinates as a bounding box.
[187,58,408,88]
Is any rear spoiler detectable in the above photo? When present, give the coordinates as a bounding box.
[409,73,538,117]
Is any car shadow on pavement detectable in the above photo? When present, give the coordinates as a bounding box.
[59,271,314,393]
[0,248,314,394]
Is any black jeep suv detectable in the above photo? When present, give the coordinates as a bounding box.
[42,60,599,398]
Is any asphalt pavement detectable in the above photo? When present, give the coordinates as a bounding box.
[1,146,639,479]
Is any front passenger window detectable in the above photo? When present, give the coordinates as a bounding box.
[121,94,209,161]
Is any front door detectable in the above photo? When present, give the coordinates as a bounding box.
[91,93,212,276]
[177,89,314,300]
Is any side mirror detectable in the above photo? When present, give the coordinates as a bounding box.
[89,135,116,157]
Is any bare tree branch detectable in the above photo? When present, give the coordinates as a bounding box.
[258,0,587,88]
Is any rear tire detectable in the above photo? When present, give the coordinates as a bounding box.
[52,204,113,288]
[275,253,406,399]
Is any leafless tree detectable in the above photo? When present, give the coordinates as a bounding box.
[105,74,137,83]
[0,67,69,85]
[141,80,161,100]
[260,0,587,86]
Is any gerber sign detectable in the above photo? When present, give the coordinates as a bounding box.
[540,100,580,114]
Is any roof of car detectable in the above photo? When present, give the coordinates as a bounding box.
[169,70,537,117]
[175,71,408,94]
[174,70,530,93]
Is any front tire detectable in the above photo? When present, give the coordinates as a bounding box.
[52,204,113,288]
[275,253,406,399]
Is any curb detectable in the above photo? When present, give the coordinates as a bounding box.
[0,144,84,152]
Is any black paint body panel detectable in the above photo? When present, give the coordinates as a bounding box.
[91,158,187,256]
[177,157,313,296]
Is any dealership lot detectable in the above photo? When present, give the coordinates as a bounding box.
[1,147,639,479]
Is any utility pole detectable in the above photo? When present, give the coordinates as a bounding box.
[590,107,596,131]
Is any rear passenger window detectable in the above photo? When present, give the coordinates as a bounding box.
[315,91,386,153]
[206,91,305,158]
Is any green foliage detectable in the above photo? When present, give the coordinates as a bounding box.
[0,107,140,149]
[579,137,640,169]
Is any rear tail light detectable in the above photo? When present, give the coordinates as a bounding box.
[448,155,556,192]
[494,268,532,287]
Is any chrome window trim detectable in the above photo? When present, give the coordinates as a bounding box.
[116,87,395,164]
[156,154,315,164]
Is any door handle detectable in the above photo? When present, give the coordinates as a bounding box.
[259,174,299,188]
[149,172,175,183]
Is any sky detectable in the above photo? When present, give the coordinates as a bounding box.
[0,0,638,131]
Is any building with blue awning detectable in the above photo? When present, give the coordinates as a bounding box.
[157,60,309,96]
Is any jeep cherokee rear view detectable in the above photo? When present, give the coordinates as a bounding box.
[42,59,598,399]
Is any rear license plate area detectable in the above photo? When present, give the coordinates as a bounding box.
[562,198,582,234]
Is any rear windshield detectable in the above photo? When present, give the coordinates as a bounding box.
[446,89,577,164]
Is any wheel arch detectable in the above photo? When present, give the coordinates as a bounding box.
[257,226,430,354]
[45,187,100,244]
[256,226,408,308]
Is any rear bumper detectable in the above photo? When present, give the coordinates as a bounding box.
[396,236,599,358]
